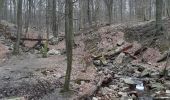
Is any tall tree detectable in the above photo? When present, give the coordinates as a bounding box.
[52,0,58,37]
[167,0,170,17]
[63,0,73,92]
[0,0,4,20]
[104,0,113,25]
[12,0,17,24]
[43,0,50,58]
[155,0,163,34]
[149,0,152,20]
[120,0,123,22]
[25,0,32,33]
[87,0,92,25]
[13,0,23,55]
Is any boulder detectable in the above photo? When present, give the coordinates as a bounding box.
[140,69,150,77]
[115,53,125,64]
[118,92,128,97]
[49,36,59,45]
[122,78,137,85]
[92,97,98,100]
[117,40,124,46]
[151,83,165,90]
[93,60,102,66]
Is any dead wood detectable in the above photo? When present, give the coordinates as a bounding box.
[92,44,133,59]
[134,46,147,56]
[10,37,47,41]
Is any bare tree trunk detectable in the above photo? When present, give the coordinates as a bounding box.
[104,0,113,25]
[94,0,100,25]
[3,0,8,20]
[58,0,62,31]
[79,0,84,29]
[13,0,17,24]
[87,0,92,25]
[25,0,32,33]
[149,0,152,20]
[129,0,133,20]
[43,0,50,58]
[156,0,163,34]
[167,0,170,17]
[13,0,23,55]
[63,0,73,92]
[120,0,123,22]
[10,0,13,22]
[52,0,58,37]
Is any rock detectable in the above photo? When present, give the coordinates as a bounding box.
[100,56,108,65]
[140,69,150,77]
[53,73,62,78]
[165,81,170,88]
[8,45,13,50]
[118,92,127,97]
[122,78,136,85]
[122,78,140,90]
[92,97,98,100]
[100,87,107,95]
[47,49,60,55]
[151,83,165,90]
[136,65,145,72]
[117,40,124,46]
[120,96,132,100]
[93,60,102,66]
[0,20,16,27]
[3,97,25,100]
[166,90,170,94]
[122,87,129,91]
[3,76,10,80]
[109,85,118,90]
[142,48,161,63]
[150,72,160,78]
[115,53,125,64]
[49,37,59,45]
[136,83,144,91]
[81,81,85,85]
[100,87,112,95]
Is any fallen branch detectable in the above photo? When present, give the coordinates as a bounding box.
[10,37,47,41]
[134,46,147,56]
[92,44,133,59]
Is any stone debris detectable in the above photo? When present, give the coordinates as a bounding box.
[47,49,60,55]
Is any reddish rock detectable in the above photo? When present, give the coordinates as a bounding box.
[142,48,162,63]
[125,41,142,56]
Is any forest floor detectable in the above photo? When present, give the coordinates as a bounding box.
[0,18,170,100]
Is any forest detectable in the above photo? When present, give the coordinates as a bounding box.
[0,0,170,100]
